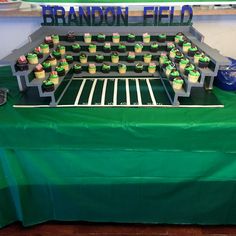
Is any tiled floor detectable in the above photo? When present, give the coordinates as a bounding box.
[1,222,236,236]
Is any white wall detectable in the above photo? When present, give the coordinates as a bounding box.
[0,15,236,59]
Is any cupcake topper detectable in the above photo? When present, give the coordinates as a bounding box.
[35,64,43,70]
[18,55,27,63]
[51,71,58,75]
[35,47,41,52]
[61,59,67,63]
[45,36,52,41]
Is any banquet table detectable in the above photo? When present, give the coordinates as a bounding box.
[0,66,236,227]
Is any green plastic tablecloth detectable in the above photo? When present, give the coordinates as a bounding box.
[0,66,236,227]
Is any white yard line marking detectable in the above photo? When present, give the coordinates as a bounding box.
[135,79,142,105]
[74,79,86,105]
[146,79,157,105]
[101,79,108,106]
[56,79,73,105]
[113,79,118,106]
[126,78,130,106]
[87,79,97,105]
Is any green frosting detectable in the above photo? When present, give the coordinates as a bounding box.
[43,79,54,86]
[158,34,166,38]
[143,34,150,38]
[118,44,126,49]
[104,44,111,49]
[128,34,135,39]
[144,54,152,58]
[166,65,175,71]
[151,43,158,48]
[112,53,119,58]
[175,34,184,40]
[189,46,198,51]
[42,61,51,68]
[136,64,143,69]
[128,54,135,59]
[89,44,96,49]
[185,64,195,71]
[96,54,104,60]
[58,45,65,50]
[80,54,87,59]
[74,64,81,69]
[135,44,143,49]
[175,53,184,59]
[167,43,175,49]
[189,70,200,76]
[199,56,210,63]
[40,44,49,49]
[148,64,156,69]
[49,74,58,79]
[72,44,80,49]
[52,50,61,56]
[173,77,184,84]
[102,64,110,70]
[183,42,191,47]
[27,53,37,59]
[119,64,127,69]
[84,34,91,38]
[180,58,189,65]
[60,61,68,66]
[97,34,105,39]
[170,70,180,77]
[113,34,120,39]
[163,60,172,66]
[52,35,59,39]
[65,55,73,60]
[56,66,64,72]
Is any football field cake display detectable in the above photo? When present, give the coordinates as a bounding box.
[1,26,230,108]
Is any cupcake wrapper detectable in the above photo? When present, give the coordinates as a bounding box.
[157,38,165,43]
[97,38,105,43]
[103,48,111,53]
[44,67,52,73]
[150,48,158,53]
[118,48,126,53]
[135,68,143,73]
[198,61,209,68]
[72,48,81,53]
[74,68,82,74]
[16,63,29,71]
[127,38,135,43]
[188,50,196,57]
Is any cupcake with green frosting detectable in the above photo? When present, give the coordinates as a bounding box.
[182,41,191,53]
[42,79,54,92]
[97,33,106,42]
[127,52,135,62]
[59,59,69,71]
[111,52,119,63]
[179,58,190,72]
[88,44,96,53]
[173,77,184,90]
[198,55,210,68]
[118,43,126,53]
[52,34,59,44]
[96,54,104,63]
[103,42,111,53]
[72,43,81,53]
[143,33,150,43]
[157,33,166,42]
[113,33,120,43]
[188,44,198,57]
[118,64,127,74]
[42,61,51,72]
[169,69,180,81]
[80,53,88,64]
[148,63,156,74]
[27,53,38,65]
[101,63,111,73]
[55,66,65,76]
[84,33,92,44]
[165,64,175,78]
[65,55,73,64]
[127,33,135,42]
[167,42,175,52]
[134,43,143,53]
[144,53,152,63]
[159,52,168,65]
[188,70,200,83]
[162,59,172,69]
[52,50,61,60]
[57,45,66,55]
[150,42,158,52]
[174,51,184,63]
[49,71,59,85]
[175,32,184,44]
[194,51,203,65]
[135,63,143,73]
[73,64,82,74]
[184,63,195,76]
[169,48,179,59]
[88,63,96,74]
